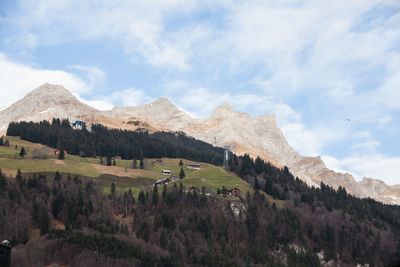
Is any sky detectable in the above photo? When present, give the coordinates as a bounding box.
[0,0,400,185]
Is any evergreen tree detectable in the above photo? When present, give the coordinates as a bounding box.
[19,146,26,157]
[179,167,185,179]
[254,177,260,190]
[0,169,6,191]
[58,149,65,160]
[51,194,64,219]
[239,154,253,176]
[162,184,167,199]
[254,156,264,174]
[138,190,146,205]
[16,169,23,185]
[106,156,112,166]
[246,203,259,238]
[73,176,81,184]
[39,207,50,234]
[140,158,144,169]
[113,159,116,166]
[264,177,273,196]
[32,199,39,223]
[111,182,116,195]
[152,185,159,205]
[0,137,3,146]
[54,171,62,182]
[179,160,183,166]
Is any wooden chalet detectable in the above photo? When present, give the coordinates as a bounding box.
[152,159,164,165]
[186,163,201,170]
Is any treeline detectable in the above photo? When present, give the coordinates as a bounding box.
[227,154,400,265]
[7,119,225,165]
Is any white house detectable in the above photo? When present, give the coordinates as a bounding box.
[72,120,85,130]
[162,169,172,175]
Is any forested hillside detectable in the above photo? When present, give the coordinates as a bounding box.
[2,121,400,266]
[228,154,400,265]
[1,159,400,266]
[7,119,225,165]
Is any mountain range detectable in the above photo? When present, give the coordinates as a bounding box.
[1,83,399,204]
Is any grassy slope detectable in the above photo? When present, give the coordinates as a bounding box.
[149,158,250,193]
[0,136,252,197]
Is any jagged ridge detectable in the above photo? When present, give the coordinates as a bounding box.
[1,83,399,204]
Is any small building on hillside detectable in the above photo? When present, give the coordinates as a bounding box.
[152,159,164,165]
[186,163,201,170]
[217,187,241,197]
[162,169,172,176]
[135,128,148,133]
[54,149,68,156]
[229,187,241,197]
[72,120,85,130]
[154,177,171,186]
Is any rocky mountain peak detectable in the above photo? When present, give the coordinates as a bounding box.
[211,103,234,115]
[26,83,74,99]
[0,83,98,134]
[210,103,248,121]
[107,97,193,131]
[149,97,175,108]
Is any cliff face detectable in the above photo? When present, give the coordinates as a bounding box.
[1,84,399,204]
[111,99,400,204]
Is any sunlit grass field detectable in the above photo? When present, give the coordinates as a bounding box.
[0,136,253,197]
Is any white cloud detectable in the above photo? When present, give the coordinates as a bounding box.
[78,99,114,111]
[110,88,152,107]
[0,53,90,107]
[68,65,106,90]
[0,54,116,112]
[0,53,152,112]
[352,140,380,154]
[86,88,152,109]
[321,155,355,176]
[7,0,202,70]
[323,131,400,185]
[169,86,276,118]
[324,153,400,186]
[2,0,400,185]
[221,1,400,114]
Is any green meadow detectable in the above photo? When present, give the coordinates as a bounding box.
[0,136,252,197]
